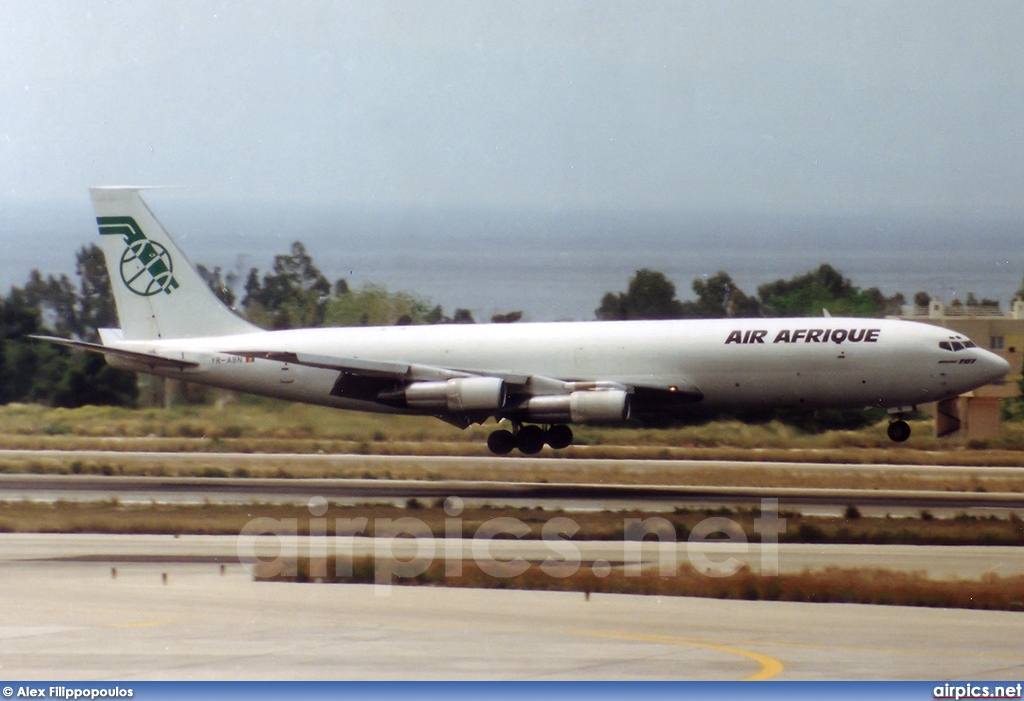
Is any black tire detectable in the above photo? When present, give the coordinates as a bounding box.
[887,419,911,443]
[516,425,546,455]
[487,429,516,455]
[545,424,574,450]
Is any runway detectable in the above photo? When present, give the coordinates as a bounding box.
[2,554,1022,680]
[2,472,1024,513]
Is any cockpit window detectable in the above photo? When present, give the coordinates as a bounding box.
[939,340,977,351]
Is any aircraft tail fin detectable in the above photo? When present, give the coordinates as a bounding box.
[90,187,258,341]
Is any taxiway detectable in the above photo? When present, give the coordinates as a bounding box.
[2,555,1021,680]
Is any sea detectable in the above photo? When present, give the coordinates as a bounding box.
[1,198,1021,322]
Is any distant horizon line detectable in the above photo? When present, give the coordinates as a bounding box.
[1,194,1023,224]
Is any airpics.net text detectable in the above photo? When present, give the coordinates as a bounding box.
[235,497,786,597]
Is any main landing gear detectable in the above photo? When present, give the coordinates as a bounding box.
[487,423,574,455]
[887,417,911,442]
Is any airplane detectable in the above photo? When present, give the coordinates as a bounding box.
[32,187,1011,454]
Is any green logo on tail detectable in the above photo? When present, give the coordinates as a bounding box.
[97,217,180,297]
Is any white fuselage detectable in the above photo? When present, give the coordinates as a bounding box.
[105,317,1010,419]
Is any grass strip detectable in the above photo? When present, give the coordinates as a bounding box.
[2,501,1022,546]
[3,451,1024,495]
[9,401,1024,459]
[10,433,1024,469]
[258,556,1024,612]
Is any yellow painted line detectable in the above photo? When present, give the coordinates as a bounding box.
[573,630,785,681]
[701,634,1024,662]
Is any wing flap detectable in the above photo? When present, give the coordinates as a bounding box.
[223,349,531,385]
[222,350,468,382]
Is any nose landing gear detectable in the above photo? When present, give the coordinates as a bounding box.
[486,423,574,455]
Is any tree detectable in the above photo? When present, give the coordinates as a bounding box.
[241,242,331,329]
[75,244,118,339]
[19,245,118,343]
[197,264,238,308]
[865,287,906,316]
[595,291,626,320]
[0,287,46,403]
[596,269,683,320]
[757,264,899,317]
[598,269,762,320]
[913,291,931,308]
[452,308,475,324]
[323,283,435,327]
[23,270,79,338]
[682,271,760,318]
[49,350,138,408]
[491,311,523,323]
[965,292,1000,309]
[0,245,138,408]
[238,241,475,328]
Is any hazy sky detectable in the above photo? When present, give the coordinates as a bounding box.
[4,0,1024,215]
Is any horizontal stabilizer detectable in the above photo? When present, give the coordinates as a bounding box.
[29,335,200,370]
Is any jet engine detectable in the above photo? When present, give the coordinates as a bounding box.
[401,376,507,413]
[522,389,630,424]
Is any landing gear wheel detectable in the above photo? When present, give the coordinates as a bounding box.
[516,425,546,455]
[487,429,516,455]
[545,424,574,450]
[887,419,911,443]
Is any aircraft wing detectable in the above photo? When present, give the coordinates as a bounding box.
[221,349,701,401]
[28,335,201,370]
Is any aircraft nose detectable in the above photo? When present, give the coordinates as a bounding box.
[980,350,1012,383]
